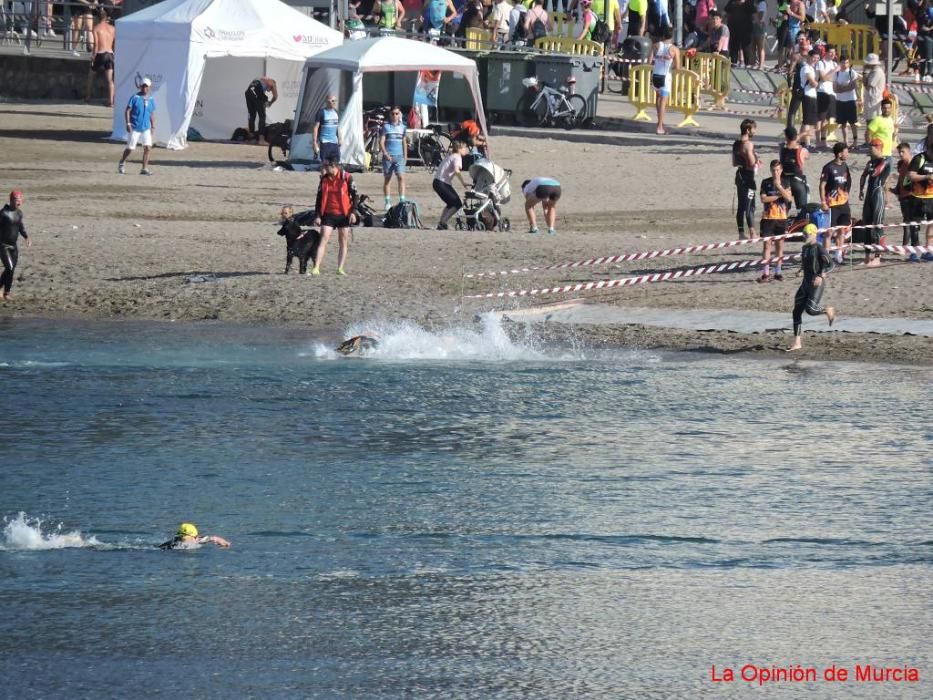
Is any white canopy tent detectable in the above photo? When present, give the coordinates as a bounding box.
[111,0,342,149]
[291,37,488,169]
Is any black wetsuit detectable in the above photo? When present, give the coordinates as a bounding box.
[779,142,809,213]
[0,204,28,296]
[245,79,269,136]
[857,157,891,245]
[793,242,833,336]
[733,138,757,237]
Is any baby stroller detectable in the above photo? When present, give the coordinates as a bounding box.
[454,159,512,232]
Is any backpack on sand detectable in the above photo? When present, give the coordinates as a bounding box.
[383,200,424,229]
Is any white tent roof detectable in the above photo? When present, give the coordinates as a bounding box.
[117,0,342,60]
[304,37,480,74]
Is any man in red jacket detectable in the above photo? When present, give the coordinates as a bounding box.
[311,157,359,276]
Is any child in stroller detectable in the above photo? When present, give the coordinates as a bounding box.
[453,158,512,232]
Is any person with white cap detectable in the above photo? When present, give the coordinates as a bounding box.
[861,53,886,131]
[118,77,156,175]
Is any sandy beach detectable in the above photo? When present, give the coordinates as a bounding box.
[1,101,931,363]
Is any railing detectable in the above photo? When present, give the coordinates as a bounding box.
[0,0,123,55]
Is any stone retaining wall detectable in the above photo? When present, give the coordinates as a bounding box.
[0,53,109,101]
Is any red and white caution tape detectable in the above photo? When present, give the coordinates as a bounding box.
[464,254,803,299]
[465,229,807,279]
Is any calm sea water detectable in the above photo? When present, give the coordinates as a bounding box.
[1,317,931,699]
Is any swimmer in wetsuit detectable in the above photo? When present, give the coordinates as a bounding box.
[788,223,837,351]
[0,190,31,301]
[857,138,891,267]
[159,522,230,550]
[335,335,380,356]
[733,119,761,240]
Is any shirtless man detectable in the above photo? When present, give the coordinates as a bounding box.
[86,8,116,107]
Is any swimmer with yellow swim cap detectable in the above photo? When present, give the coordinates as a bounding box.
[788,223,836,352]
[159,522,230,550]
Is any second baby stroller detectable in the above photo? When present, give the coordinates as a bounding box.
[454,159,512,232]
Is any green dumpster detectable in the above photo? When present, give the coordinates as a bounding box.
[533,53,603,123]
[485,51,536,120]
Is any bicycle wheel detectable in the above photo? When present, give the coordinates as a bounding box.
[515,92,540,127]
[562,94,588,130]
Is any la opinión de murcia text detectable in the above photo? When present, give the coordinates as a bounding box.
[710,663,920,685]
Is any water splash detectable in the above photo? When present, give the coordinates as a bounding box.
[1,512,101,551]
[313,313,583,362]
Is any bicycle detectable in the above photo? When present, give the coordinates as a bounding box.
[417,123,452,170]
[515,77,587,129]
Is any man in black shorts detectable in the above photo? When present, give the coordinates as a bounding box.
[799,49,820,148]
[758,160,794,282]
[907,137,933,261]
[522,177,561,235]
[311,157,359,276]
[819,142,852,263]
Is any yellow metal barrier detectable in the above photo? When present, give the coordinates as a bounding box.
[669,68,701,127]
[809,23,880,65]
[464,27,494,50]
[678,52,730,109]
[628,64,654,122]
[534,37,604,56]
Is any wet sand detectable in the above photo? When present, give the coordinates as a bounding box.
[1,102,931,363]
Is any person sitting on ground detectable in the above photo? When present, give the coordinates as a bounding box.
[311,157,359,276]
[159,522,230,550]
[433,140,470,230]
[522,176,562,235]
[85,8,115,107]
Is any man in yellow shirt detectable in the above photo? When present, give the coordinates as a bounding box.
[628,0,646,36]
[866,98,896,160]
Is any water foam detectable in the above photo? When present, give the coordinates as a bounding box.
[1,512,101,551]
[314,313,581,362]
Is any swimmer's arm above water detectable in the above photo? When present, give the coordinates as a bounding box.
[198,535,231,547]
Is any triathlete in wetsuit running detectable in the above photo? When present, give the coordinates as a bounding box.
[788,223,837,351]
[0,190,30,301]
[733,119,761,240]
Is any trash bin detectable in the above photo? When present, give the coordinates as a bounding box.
[533,53,603,124]
[611,36,652,94]
[485,51,536,121]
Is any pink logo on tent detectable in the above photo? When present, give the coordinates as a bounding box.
[292,34,328,46]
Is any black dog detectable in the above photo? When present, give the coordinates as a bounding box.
[277,218,321,274]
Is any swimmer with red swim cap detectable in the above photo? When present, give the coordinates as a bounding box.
[1,190,30,301]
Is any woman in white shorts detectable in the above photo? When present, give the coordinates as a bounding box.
[650,26,679,135]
